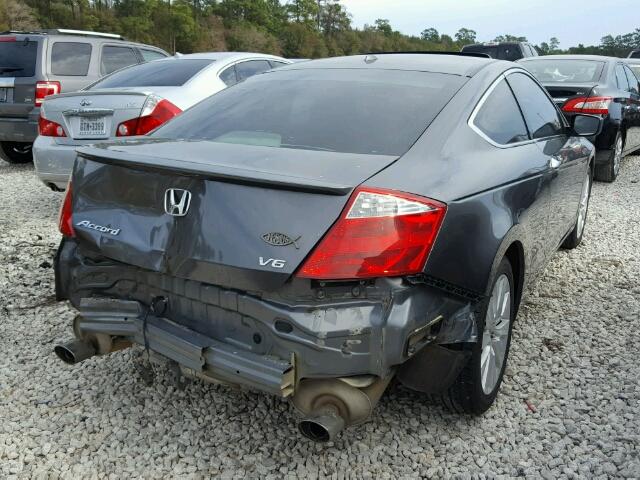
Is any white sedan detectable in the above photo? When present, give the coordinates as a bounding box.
[33,52,291,190]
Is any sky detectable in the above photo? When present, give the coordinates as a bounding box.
[339,0,639,48]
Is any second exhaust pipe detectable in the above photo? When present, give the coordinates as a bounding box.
[54,340,96,365]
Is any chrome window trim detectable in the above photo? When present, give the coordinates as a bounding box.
[468,67,568,149]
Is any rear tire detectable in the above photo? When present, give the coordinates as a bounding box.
[437,258,515,414]
[0,141,33,164]
[594,131,623,183]
[562,167,592,249]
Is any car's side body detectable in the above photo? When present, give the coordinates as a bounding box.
[53,54,594,439]
[519,55,640,180]
[0,30,169,161]
[33,52,291,190]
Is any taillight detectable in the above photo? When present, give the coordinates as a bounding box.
[116,96,181,136]
[35,81,61,107]
[38,112,66,137]
[58,183,75,237]
[298,187,447,280]
[562,96,612,115]
[0,36,16,42]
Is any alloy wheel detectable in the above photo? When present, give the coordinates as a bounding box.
[480,274,511,394]
[613,135,623,177]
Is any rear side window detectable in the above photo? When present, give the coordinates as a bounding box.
[472,79,528,145]
[508,73,564,139]
[624,65,639,94]
[615,64,630,91]
[630,51,640,59]
[0,39,37,77]
[219,66,237,86]
[139,49,167,62]
[51,42,91,76]
[101,46,139,75]
[270,61,288,68]
[235,60,272,82]
[91,59,213,89]
[153,69,467,156]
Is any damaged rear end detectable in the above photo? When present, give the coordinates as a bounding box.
[53,65,479,441]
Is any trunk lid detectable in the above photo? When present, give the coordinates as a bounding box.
[539,82,597,110]
[41,88,155,143]
[71,140,398,291]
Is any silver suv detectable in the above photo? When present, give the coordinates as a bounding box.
[0,29,168,163]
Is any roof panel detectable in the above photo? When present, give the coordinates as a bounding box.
[278,54,496,77]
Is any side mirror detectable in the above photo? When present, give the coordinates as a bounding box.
[571,114,602,137]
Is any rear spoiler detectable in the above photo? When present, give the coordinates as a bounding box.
[76,146,352,196]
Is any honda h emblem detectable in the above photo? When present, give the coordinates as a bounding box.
[164,189,192,217]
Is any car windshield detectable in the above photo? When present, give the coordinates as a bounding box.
[0,39,37,77]
[152,68,466,156]
[90,59,214,89]
[521,59,604,83]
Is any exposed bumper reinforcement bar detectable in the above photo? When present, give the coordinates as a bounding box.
[75,298,295,397]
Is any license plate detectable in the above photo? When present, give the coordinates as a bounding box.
[0,88,7,103]
[78,117,106,136]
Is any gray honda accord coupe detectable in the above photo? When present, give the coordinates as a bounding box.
[54,54,600,442]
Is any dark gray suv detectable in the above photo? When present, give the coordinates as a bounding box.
[0,29,168,163]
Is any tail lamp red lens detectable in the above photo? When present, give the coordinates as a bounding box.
[116,96,181,137]
[0,36,16,42]
[38,112,66,137]
[35,81,61,107]
[298,188,447,280]
[58,183,75,237]
[562,96,612,115]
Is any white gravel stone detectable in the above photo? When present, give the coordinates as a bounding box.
[1,155,639,478]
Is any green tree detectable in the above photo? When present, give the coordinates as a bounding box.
[286,0,318,26]
[420,27,439,42]
[493,34,528,42]
[226,21,280,54]
[455,27,476,45]
[319,0,350,36]
[374,18,392,36]
[0,0,39,30]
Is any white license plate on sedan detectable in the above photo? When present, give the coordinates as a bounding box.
[78,117,106,137]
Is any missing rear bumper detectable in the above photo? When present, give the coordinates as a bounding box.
[76,298,295,397]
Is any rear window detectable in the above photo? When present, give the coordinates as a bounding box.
[462,45,498,58]
[0,39,37,77]
[521,59,604,83]
[462,44,521,60]
[51,42,91,76]
[91,59,213,89]
[153,69,466,156]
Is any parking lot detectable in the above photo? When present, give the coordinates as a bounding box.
[0,155,638,478]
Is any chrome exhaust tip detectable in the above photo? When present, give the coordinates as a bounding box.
[54,340,96,365]
[299,413,345,442]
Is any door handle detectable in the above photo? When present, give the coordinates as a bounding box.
[549,157,561,169]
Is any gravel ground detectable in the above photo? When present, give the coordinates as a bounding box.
[1,156,639,479]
